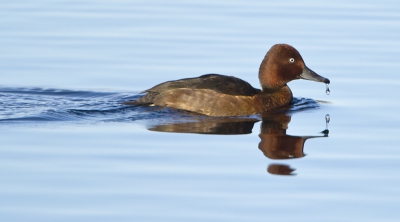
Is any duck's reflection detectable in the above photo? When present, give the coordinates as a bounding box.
[148,117,258,134]
[147,113,329,176]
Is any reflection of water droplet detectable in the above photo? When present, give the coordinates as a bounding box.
[325,114,330,130]
[326,84,330,95]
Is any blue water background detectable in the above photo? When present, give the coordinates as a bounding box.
[1,1,400,221]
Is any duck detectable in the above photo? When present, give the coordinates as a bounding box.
[125,44,330,116]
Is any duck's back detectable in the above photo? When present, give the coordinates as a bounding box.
[127,74,263,116]
[146,74,260,96]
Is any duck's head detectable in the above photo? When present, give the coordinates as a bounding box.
[259,44,330,91]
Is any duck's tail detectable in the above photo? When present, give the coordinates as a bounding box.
[123,92,157,106]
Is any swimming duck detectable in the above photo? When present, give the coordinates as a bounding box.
[125,44,330,116]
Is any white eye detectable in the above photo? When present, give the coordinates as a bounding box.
[289,58,295,63]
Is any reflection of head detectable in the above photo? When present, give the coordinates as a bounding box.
[259,134,306,159]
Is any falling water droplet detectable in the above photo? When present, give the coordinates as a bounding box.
[326,84,330,95]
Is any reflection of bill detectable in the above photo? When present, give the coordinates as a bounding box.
[147,112,329,176]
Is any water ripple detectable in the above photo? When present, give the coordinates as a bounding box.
[0,87,322,123]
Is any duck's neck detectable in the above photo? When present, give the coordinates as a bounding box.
[261,86,286,94]
[259,85,293,110]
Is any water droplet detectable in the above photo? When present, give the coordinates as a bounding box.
[326,84,330,95]
[325,114,330,123]
[325,114,330,130]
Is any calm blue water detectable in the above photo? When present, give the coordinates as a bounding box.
[1,1,400,221]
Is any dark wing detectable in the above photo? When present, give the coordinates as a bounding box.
[146,74,260,96]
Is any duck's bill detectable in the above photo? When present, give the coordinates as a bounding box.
[300,65,330,84]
